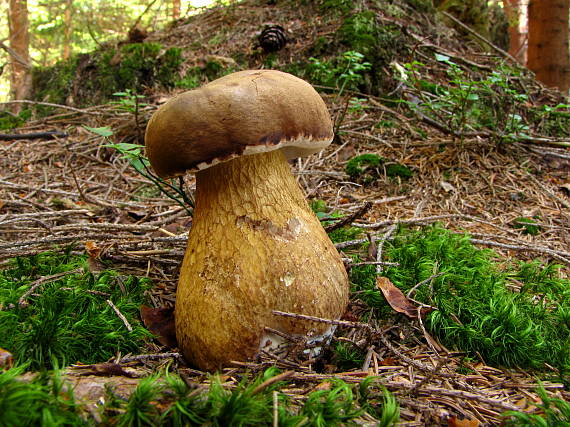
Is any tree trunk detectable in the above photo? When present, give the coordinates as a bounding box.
[63,0,73,60]
[173,0,181,20]
[8,0,32,106]
[503,0,527,64]
[527,0,570,92]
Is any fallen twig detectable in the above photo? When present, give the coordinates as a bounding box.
[325,201,372,233]
[106,299,133,332]
[17,267,84,308]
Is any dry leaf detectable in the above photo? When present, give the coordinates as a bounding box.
[447,416,480,427]
[312,381,333,392]
[379,357,397,366]
[440,181,456,193]
[140,305,178,349]
[0,348,13,369]
[85,241,102,258]
[376,277,431,318]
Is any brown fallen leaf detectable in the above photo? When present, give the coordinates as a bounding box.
[0,347,13,369]
[447,415,480,427]
[70,362,138,378]
[85,241,102,258]
[379,357,397,366]
[376,277,432,319]
[140,305,178,349]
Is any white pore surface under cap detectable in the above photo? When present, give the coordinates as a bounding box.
[192,134,333,172]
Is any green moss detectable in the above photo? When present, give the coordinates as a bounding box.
[0,250,152,371]
[333,342,365,371]
[380,226,569,377]
[503,385,570,425]
[0,109,32,131]
[1,366,401,425]
[32,43,183,106]
[345,154,383,178]
[345,154,412,182]
[340,11,378,55]
[385,163,413,179]
[320,0,355,14]
[336,10,408,94]
[513,217,541,236]
[31,56,80,107]
[0,366,85,427]
[328,226,363,243]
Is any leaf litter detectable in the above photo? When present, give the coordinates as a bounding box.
[0,0,569,424]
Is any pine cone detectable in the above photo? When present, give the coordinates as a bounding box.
[258,25,287,53]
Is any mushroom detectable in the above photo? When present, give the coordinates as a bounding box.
[145,70,349,371]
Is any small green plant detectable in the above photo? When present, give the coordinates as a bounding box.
[0,250,152,370]
[348,97,369,113]
[533,103,570,137]
[308,51,371,95]
[117,374,163,427]
[358,378,400,427]
[112,89,147,113]
[402,55,534,140]
[310,199,329,216]
[83,125,194,214]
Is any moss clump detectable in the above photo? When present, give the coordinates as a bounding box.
[0,250,152,371]
[0,366,84,426]
[333,342,366,371]
[32,42,183,106]
[352,226,570,379]
[340,11,378,55]
[0,109,32,131]
[345,154,412,183]
[0,367,400,425]
[385,163,413,179]
[512,217,541,235]
[338,11,408,93]
[345,154,384,179]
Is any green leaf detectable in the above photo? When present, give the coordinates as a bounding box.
[83,126,114,137]
[435,53,450,63]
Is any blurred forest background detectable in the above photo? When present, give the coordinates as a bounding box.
[1,0,569,106]
[0,0,214,101]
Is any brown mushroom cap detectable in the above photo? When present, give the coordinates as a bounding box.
[145,70,333,178]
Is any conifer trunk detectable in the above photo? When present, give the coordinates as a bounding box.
[503,0,527,63]
[527,0,570,92]
[8,0,32,107]
[172,0,181,19]
[63,0,73,60]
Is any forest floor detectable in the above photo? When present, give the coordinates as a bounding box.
[1,0,569,425]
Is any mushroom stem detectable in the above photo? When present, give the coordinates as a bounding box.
[175,150,348,371]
